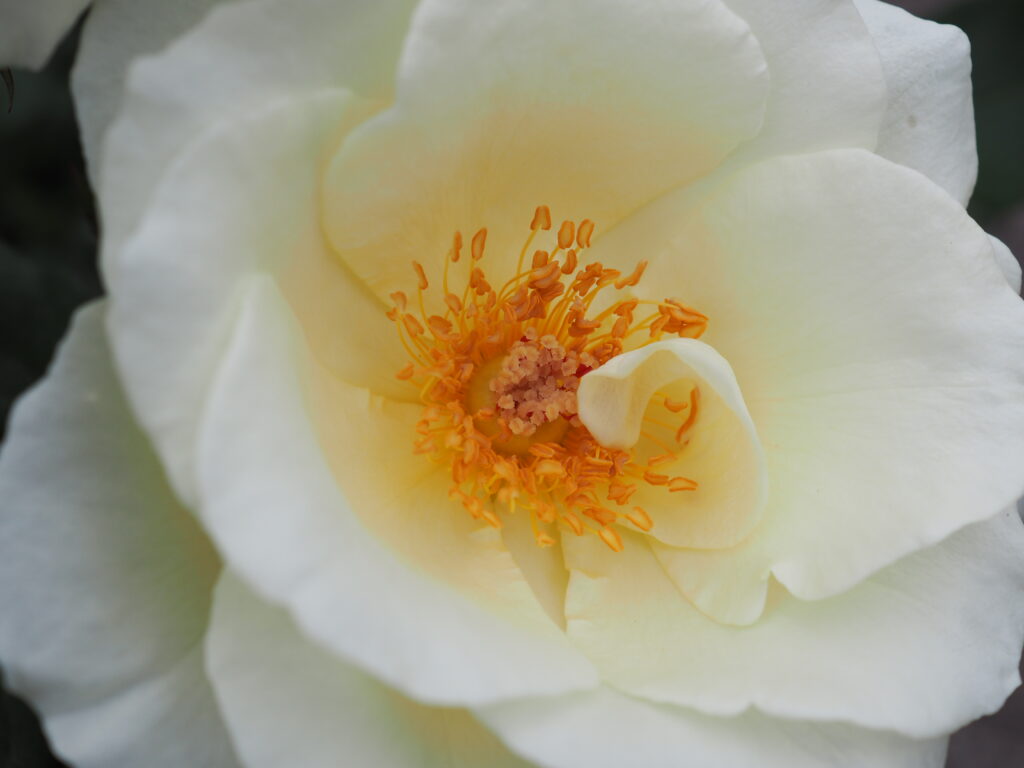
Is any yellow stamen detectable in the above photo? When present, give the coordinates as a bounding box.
[387,209,708,552]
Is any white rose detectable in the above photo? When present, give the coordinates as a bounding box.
[2,2,1024,767]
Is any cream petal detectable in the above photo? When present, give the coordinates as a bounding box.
[108,90,407,508]
[71,0,225,180]
[0,303,236,767]
[854,0,978,205]
[564,508,1024,738]
[206,571,532,768]
[476,687,947,768]
[600,149,1024,624]
[195,277,597,706]
[577,339,766,549]
[723,0,886,161]
[323,0,768,300]
[95,0,416,271]
[0,0,87,68]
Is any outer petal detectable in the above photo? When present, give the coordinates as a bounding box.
[476,687,946,768]
[577,339,766,549]
[855,0,978,205]
[563,509,1024,738]
[96,0,416,273]
[723,0,886,161]
[0,303,236,767]
[108,90,407,507]
[0,0,86,68]
[206,571,533,768]
[195,277,597,706]
[323,0,768,299]
[599,149,1024,624]
[71,0,226,180]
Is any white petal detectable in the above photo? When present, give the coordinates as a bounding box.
[854,0,978,205]
[563,508,1024,738]
[990,234,1023,293]
[195,277,597,706]
[598,149,1024,624]
[206,571,533,768]
[0,0,86,68]
[108,89,407,507]
[95,0,416,272]
[0,303,236,767]
[323,0,768,299]
[723,0,886,161]
[72,0,225,181]
[477,687,947,768]
[577,339,766,548]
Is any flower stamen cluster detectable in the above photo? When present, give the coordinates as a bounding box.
[388,206,709,550]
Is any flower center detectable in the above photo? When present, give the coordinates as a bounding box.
[388,206,708,551]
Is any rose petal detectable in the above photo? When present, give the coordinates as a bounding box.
[206,571,533,768]
[854,0,978,205]
[72,0,225,179]
[323,0,769,299]
[195,278,597,706]
[577,339,766,549]
[108,90,407,507]
[0,303,236,767]
[94,0,416,271]
[597,149,1024,624]
[476,687,947,768]
[563,508,1024,738]
[724,0,886,161]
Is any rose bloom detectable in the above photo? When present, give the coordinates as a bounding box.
[3,1,1024,766]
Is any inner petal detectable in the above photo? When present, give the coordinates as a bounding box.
[577,339,766,549]
[322,0,769,301]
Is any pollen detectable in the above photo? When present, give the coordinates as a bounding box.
[388,206,708,551]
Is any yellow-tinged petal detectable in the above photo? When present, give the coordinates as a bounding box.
[577,339,766,550]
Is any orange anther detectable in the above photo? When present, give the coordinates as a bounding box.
[402,314,425,336]
[562,249,578,274]
[390,291,408,310]
[444,293,463,313]
[532,250,549,268]
[643,471,669,486]
[626,507,653,532]
[614,260,648,289]
[535,531,557,547]
[534,459,566,477]
[412,261,429,290]
[428,315,453,335]
[557,220,576,250]
[452,231,463,262]
[576,219,595,248]
[668,477,698,492]
[598,526,624,552]
[471,228,488,261]
[562,512,585,536]
[396,363,415,380]
[531,205,553,231]
[662,397,687,413]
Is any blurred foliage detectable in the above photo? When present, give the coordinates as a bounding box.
[0,2,1022,767]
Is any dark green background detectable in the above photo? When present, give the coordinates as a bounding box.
[1,1,1022,765]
